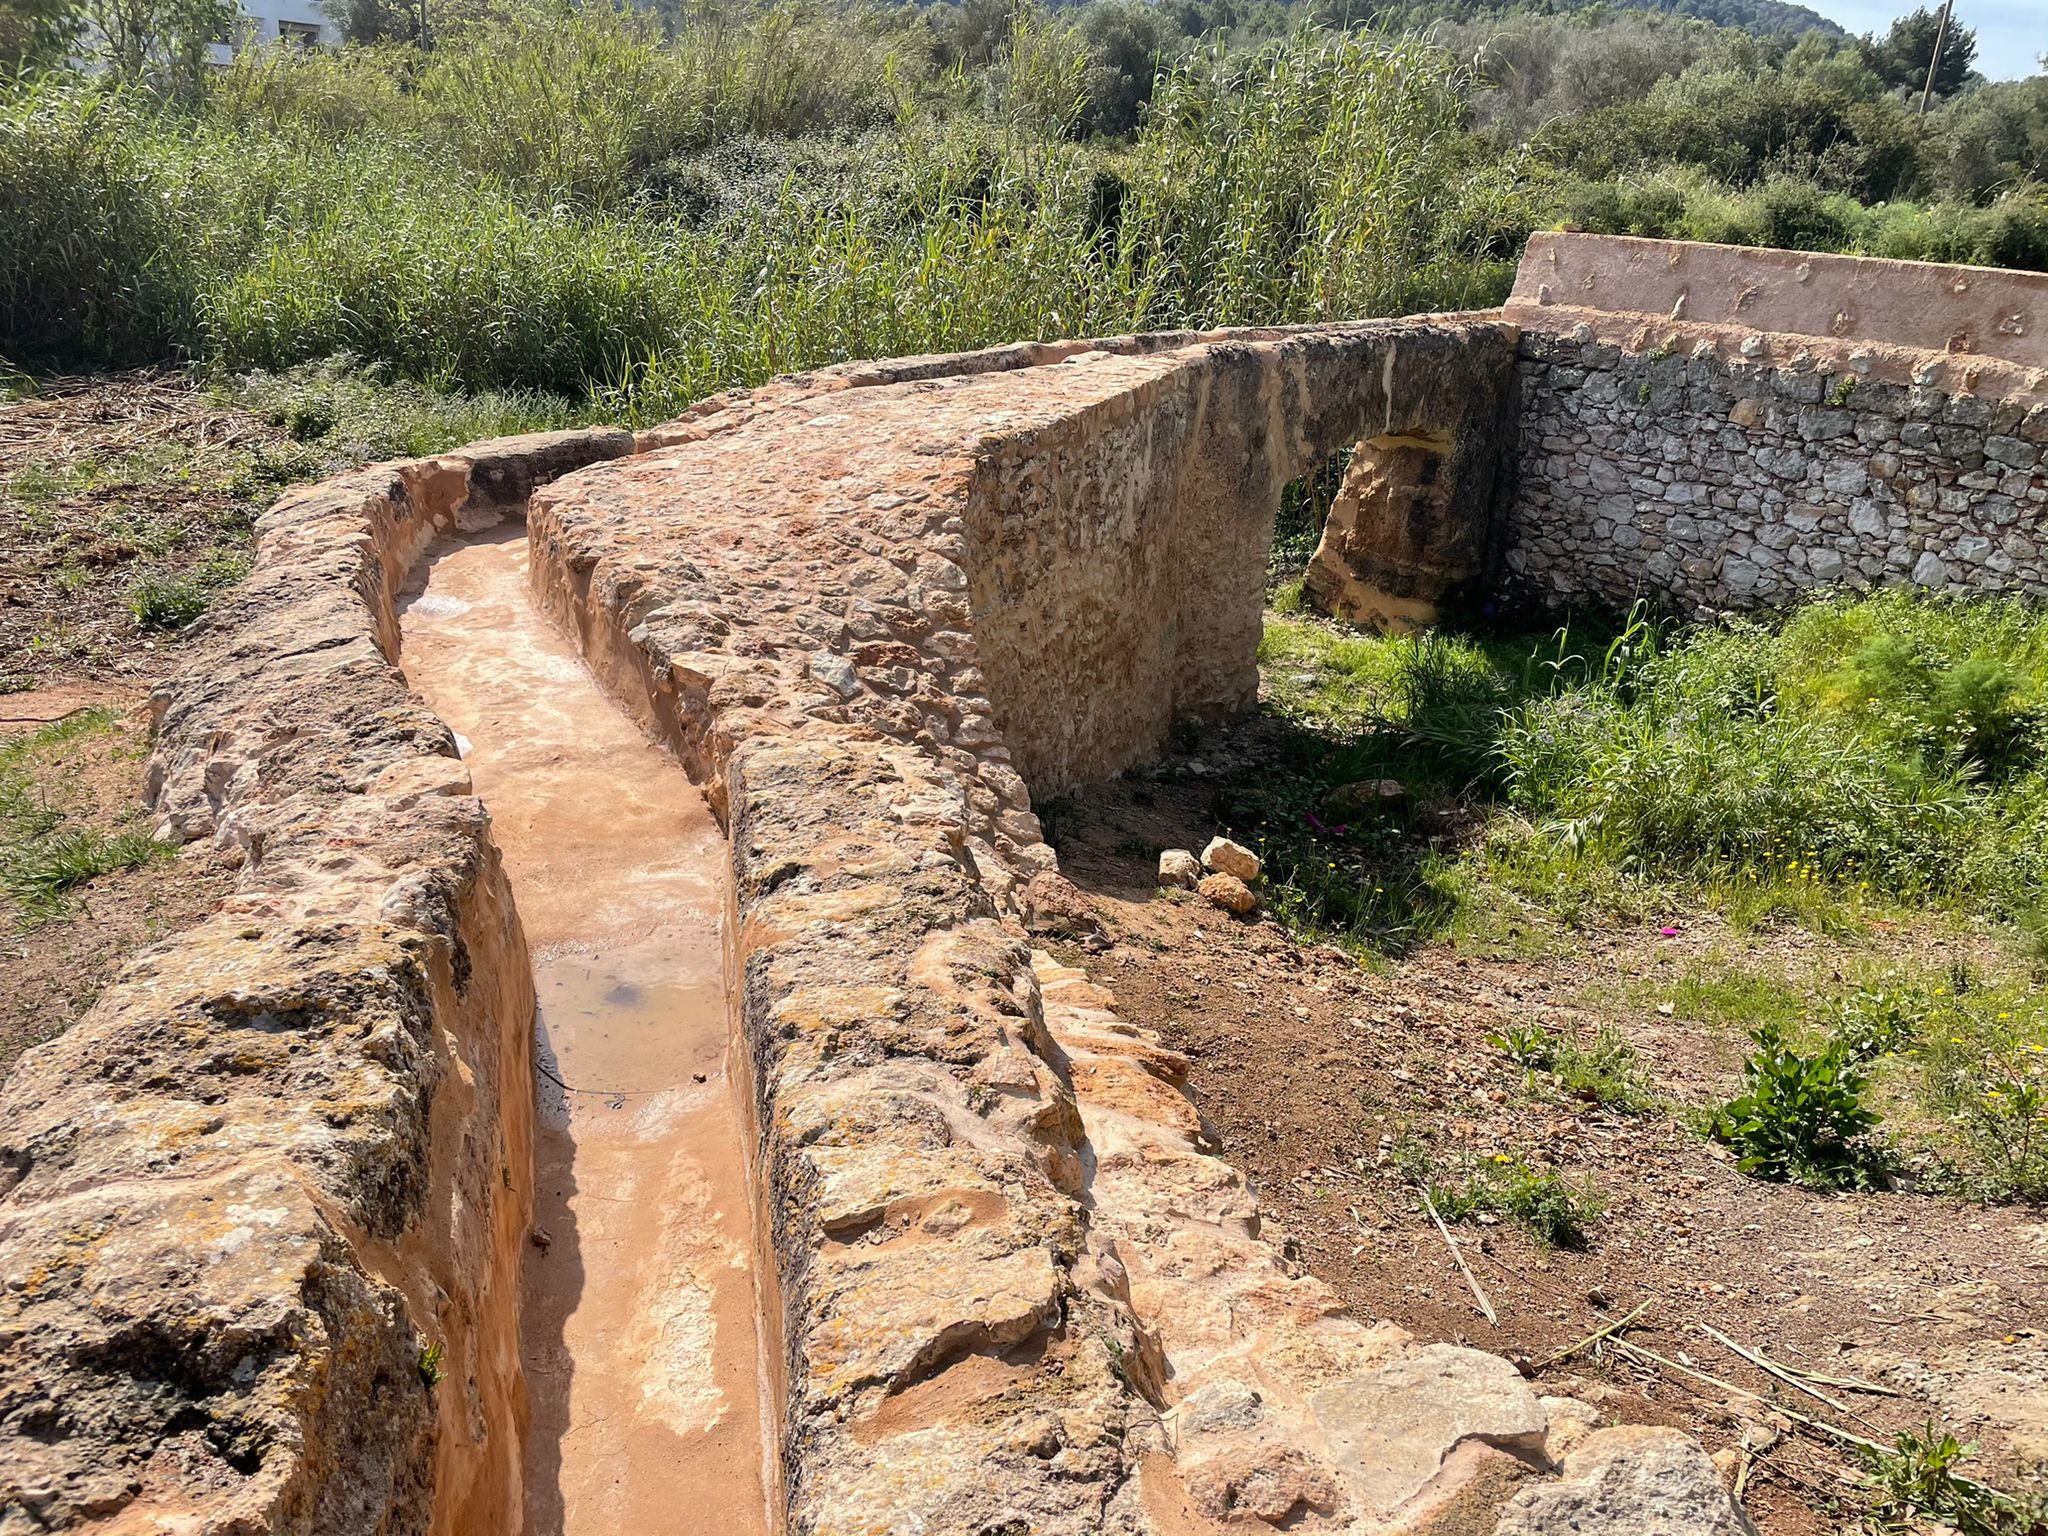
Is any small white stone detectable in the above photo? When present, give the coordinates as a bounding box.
[1158,849,1202,889]
[808,651,861,699]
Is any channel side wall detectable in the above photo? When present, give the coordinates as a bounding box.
[1497,233,2048,614]
[0,432,627,1534]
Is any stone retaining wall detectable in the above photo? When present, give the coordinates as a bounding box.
[1496,233,2048,614]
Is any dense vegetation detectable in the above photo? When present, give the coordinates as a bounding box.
[1,0,2043,420]
[1254,591,2048,934]
[1243,592,2048,1200]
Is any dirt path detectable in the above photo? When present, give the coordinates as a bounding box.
[399,524,777,1536]
[1053,769,2048,1533]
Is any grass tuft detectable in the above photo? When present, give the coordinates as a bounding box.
[0,709,168,923]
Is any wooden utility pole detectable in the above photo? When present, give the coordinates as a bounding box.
[1919,0,1955,118]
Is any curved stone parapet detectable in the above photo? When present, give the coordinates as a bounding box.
[0,320,1760,1536]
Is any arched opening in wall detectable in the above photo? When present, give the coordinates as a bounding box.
[1270,447,1354,596]
[1298,428,1460,635]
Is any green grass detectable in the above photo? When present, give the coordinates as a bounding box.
[1883,973,2048,1203]
[1661,960,1808,1035]
[1415,1152,1604,1250]
[1249,592,2048,953]
[0,710,168,922]
[230,354,588,459]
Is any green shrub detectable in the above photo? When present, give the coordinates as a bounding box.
[1493,594,2048,917]
[1711,1021,1882,1187]
[127,571,211,631]
[1950,1070,2048,1203]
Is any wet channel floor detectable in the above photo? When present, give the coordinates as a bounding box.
[399,523,775,1536]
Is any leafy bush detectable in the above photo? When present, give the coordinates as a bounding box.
[1711,1021,1882,1186]
[1951,1070,2048,1203]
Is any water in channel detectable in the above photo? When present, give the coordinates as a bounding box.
[399,522,776,1536]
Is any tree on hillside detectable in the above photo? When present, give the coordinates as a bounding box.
[0,0,77,65]
[71,0,235,91]
[1862,7,1975,98]
[1074,1,1177,135]
[323,0,419,45]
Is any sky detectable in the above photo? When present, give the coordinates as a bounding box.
[1806,0,2041,79]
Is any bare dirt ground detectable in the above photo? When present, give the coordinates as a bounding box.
[0,371,296,692]
[1053,762,2048,1534]
[0,374,259,1074]
[0,691,236,1077]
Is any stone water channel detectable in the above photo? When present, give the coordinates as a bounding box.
[397,523,778,1536]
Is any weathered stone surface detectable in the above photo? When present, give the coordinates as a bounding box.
[1201,836,1263,882]
[0,312,1797,1535]
[1301,353,1518,632]
[1198,871,1258,913]
[1311,1345,1548,1515]
[1493,1425,1761,1536]
[0,430,631,1534]
[1158,848,1202,888]
[523,327,1678,1536]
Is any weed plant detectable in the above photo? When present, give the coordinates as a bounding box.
[1419,1152,1603,1250]
[0,710,167,921]
[1709,1021,1884,1188]
[1864,1423,2048,1536]
[1487,1020,1655,1110]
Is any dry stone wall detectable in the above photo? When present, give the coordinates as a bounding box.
[1498,233,2048,614]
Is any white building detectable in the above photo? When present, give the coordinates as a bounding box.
[208,0,338,62]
